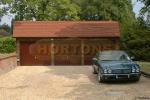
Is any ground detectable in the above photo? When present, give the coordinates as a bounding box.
[0,66,149,100]
[138,62,150,73]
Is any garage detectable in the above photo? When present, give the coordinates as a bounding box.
[13,21,120,66]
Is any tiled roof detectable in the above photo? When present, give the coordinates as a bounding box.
[13,21,120,38]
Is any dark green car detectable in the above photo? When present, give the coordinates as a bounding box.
[92,50,141,83]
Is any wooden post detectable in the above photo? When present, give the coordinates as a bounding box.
[116,39,120,50]
[16,39,20,66]
[51,38,54,65]
[81,39,84,65]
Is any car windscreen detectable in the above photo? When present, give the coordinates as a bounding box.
[99,51,131,61]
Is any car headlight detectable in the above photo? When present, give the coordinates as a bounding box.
[132,65,140,73]
[132,68,136,73]
[135,68,140,72]
[136,69,140,72]
[107,69,112,73]
[104,69,107,73]
[103,69,112,74]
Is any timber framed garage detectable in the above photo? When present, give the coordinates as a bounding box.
[13,21,120,66]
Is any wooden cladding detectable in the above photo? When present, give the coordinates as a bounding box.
[19,38,119,65]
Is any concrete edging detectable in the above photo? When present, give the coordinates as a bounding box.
[0,55,16,61]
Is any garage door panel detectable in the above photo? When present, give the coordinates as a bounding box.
[54,39,81,65]
[84,39,102,65]
[20,41,51,66]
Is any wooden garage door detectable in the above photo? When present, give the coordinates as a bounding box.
[54,39,82,65]
[19,39,118,66]
[20,41,51,66]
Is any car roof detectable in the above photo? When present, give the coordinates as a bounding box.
[99,50,125,53]
[97,50,127,56]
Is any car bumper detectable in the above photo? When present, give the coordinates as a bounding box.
[101,73,141,81]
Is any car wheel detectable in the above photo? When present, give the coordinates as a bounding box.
[93,67,97,74]
[98,70,104,83]
[92,65,97,74]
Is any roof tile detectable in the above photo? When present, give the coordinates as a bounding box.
[13,21,120,38]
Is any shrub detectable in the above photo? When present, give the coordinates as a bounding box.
[121,27,150,61]
[0,37,16,53]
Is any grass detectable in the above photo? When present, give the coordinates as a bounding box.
[137,62,150,73]
[0,35,12,40]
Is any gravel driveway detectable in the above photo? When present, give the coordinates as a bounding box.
[0,66,149,100]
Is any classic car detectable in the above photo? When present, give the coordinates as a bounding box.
[92,50,141,82]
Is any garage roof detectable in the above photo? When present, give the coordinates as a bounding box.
[13,21,120,38]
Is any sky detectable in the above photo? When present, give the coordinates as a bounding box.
[0,0,144,26]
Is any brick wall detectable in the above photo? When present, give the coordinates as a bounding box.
[0,56,17,75]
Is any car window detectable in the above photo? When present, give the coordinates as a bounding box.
[98,51,131,61]
[120,54,129,61]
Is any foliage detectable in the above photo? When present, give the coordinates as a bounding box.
[0,24,11,33]
[73,0,134,22]
[0,37,16,53]
[139,0,150,25]
[121,18,150,61]
[7,0,80,21]
[120,0,150,61]
[0,0,10,21]
[3,0,135,23]
[0,2,4,21]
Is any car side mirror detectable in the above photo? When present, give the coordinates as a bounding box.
[131,56,136,61]
[92,58,98,62]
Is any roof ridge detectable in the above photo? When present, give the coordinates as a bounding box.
[14,21,119,23]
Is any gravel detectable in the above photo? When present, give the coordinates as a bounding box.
[0,66,149,100]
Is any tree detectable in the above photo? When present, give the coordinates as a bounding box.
[0,24,11,33]
[0,1,4,21]
[6,0,80,21]
[120,0,150,61]
[72,0,136,44]
[122,18,150,61]
[5,0,135,23]
[139,0,150,25]
[72,0,135,22]
[0,0,10,22]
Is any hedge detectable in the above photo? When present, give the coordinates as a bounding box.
[0,37,16,53]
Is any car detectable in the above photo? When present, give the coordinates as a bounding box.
[92,50,141,83]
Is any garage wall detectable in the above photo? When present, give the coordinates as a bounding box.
[18,38,119,66]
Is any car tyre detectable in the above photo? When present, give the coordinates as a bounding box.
[93,67,97,74]
[98,70,104,83]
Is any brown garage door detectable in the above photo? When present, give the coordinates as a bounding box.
[20,41,51,66]
[19,39,118,66]
[54,39,82,65]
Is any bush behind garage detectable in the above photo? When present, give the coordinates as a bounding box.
[0,37,16,53]
[121,24,150,61]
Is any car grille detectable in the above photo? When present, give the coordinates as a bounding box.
[112,69,131,74]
